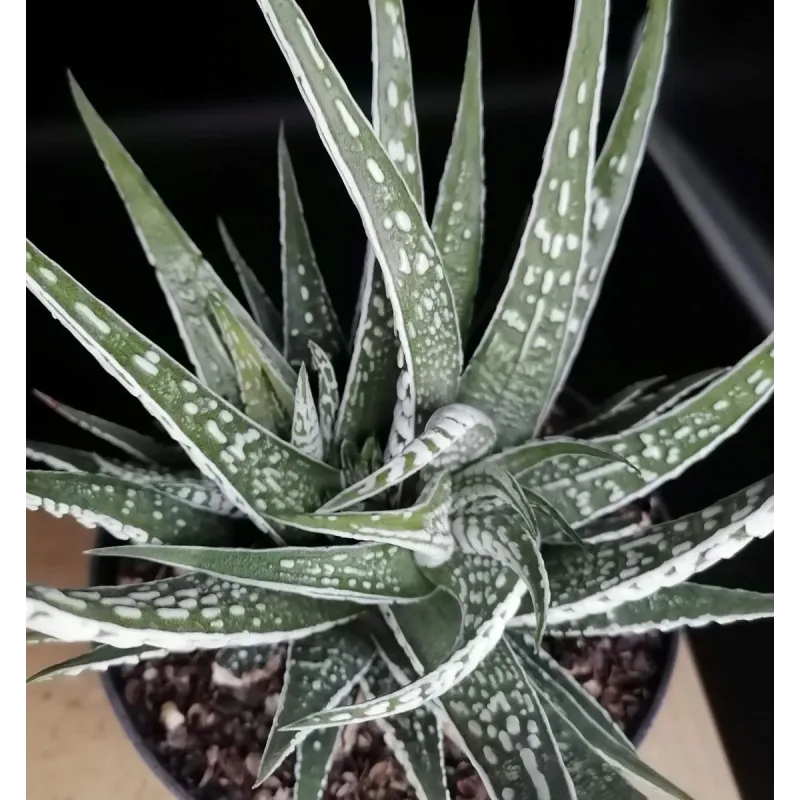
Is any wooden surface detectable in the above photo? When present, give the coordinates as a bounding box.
[26,512,742,800]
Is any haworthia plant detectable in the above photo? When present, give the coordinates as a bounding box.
[27,1,773,798]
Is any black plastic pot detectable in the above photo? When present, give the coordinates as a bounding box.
[88,474,679,800]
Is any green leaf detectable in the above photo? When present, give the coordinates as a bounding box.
[458,0,609,446]
[33,390,182,465]
[548,583,775,637]
[26,470,228,545]
[278,127,345,366]
[269,471,454,559]
[563,376,666,436]
[27,446,239,518]
[147,477,240,517]
[207,290,293,431]
[509,633,631,749]
[27,573,361,651]
[510,639,691,800]
[536,676,647,799]
[26,440,189,486]
[27,440,116,475]
[217,217,284,348]
[335,264,398,452]
[307,341,339,461]
[516,476,774,628]
[94,541,435,604]
[26,242,341,537]
[503,337,774,527]
[214,644,281,679]
[466,437,637,483]
[566,369,722,438]
[431,2,484,336]
[322,404,494,512]
[26,643,168,684]
[577,506,651,545]
[257,0,463,451]
[293,726,341,800]
[523,486,587,548]
[552,0,674,418]
[255,624,373,785]
[69,76,295,401]
[291,363,324,460]
[335,0,425,451]
[361,660,447,800]
[338,439,363,483]
[368,0,425,203]
[286,554,526,728]
[436,638,577,800]
[451,472,550,646]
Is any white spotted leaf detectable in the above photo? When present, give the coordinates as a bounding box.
[207,290,293,431]
[451,471,551,645]
[26,470,229,546]
[94,541,436,604]
[278,127,345,366]
[257,0,463,451]
[553,0,673,416]
[26,643,170,684]
[218,218,284,349]
[460,437,637,485]
[284,555,526,729]
[26,441,240,518]
[361,660,447,800]
[336,0,425,452]
[269,471,454,559]
[499,337,774,528]
[69,76,295,402]
[431,2,485,335]
[566,368,722,438]
[26,242,341,538]
[293,726,341,800]
[33,390,183,465]
[27,440,126,475]
[548,583,774,638]
[26,573,361,651]
[147,477,241,517]
[213,644,281,680]
[458,0,609,446]
[434,637,577,800]
[255,625,374,785]
[562,376,667,435]
[291,363,324,460]
[530,667,647,799]
[321,404,494,513]
[307,341,340,461]
[515,476,774,628]
[509,640,691,799]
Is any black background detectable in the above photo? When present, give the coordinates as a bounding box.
[27,2,773,796]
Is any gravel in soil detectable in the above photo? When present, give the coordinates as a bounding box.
[110,555,667,800]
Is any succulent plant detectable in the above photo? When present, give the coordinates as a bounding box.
[26,0,774,797]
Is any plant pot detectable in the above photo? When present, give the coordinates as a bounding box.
[89,533,679,800]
